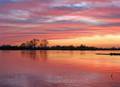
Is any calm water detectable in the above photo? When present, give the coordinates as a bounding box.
[0,50,120,87]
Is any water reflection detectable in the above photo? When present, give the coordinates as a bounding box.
[0,50,120,87]
[21,50,48,62]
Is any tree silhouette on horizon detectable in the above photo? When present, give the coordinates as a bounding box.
[20,39,48,48]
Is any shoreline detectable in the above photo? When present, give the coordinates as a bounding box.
[1,49,120,51]
[0,49,120,50]
[97,53,120,56]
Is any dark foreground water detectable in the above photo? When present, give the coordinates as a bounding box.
[0,50,120,87]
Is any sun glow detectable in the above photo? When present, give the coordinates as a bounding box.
[50,35,120,47]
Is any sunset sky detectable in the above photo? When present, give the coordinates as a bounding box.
[0,0,120,47]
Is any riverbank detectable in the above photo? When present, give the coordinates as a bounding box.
[97,53,120,56]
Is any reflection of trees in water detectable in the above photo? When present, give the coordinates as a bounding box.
[80,51,86,55]
[21,51,48,62]
[111,73,113,80]
[39,51,48,62]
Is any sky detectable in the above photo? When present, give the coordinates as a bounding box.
[0,0,120,47]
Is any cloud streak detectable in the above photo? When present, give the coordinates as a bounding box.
[45,15,104,26]
[52,0,120,10]
[0,0,119,45]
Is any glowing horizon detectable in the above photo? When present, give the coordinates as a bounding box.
[0,0,120,47]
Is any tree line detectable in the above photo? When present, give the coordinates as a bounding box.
[0,39,120,50]
[20,39,48,48]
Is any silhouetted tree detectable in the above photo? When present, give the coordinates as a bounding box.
[1,39,120,51]
[20,43,26,47]
[40,39,48,47]
[20,39,39,48]
[30,39,39,48]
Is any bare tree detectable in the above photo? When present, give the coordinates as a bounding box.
[40,39,48,47]
[30,39,39,48]
[20,39,39,48]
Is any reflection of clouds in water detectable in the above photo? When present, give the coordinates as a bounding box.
[0,73,120,87]
[21,51,48,62]
[41,72,120,87]
[0,51,120,87]
[45,72,103,84]
[0,74,65,87]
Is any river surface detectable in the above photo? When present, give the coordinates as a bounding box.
[0,50,120,87]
